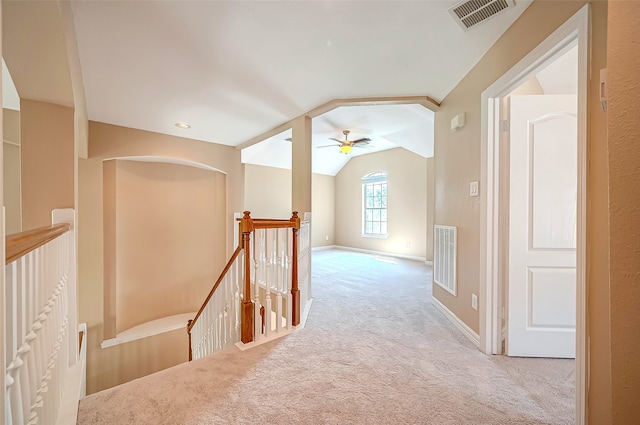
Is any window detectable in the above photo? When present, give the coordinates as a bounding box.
[362,172,387,237]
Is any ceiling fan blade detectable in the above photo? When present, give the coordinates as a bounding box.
[328,137,342,143]
[317,144,341,148]
[353,144,374,149]
[351,137,371,145]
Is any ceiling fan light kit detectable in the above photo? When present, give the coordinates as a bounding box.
[340,145,353,155]
[319,130,371,155]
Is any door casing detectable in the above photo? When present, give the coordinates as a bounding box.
[479,5,589,425]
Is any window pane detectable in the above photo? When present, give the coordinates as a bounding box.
[362,172,387,236]
[365,185,373,197]
[372,222,380,234]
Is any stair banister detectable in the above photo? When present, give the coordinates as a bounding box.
[291,214,300,326]
[187,211,302,361]
[187,245,242,361]
[240,212,255,344]
[4,209,86,425]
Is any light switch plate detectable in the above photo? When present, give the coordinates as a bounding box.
[470,181,479,197]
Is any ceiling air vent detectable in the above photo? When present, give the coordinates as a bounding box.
[448,0,515,31]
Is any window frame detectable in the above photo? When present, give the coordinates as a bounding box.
[361,172,388,238]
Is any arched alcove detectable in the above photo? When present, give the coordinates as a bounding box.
[103,157,226,343]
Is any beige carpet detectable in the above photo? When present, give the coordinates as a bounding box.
[77,248,574,424]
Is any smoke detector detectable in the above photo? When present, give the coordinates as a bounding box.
[448,0,515,31]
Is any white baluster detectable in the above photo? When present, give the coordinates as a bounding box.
[286,227,294,329]
[258,230,267,340]
[24,330,38,416]
[7,359,24,424]
[17,343,32,421]
[275,228,285,332]
[264,229,276,337]
[6,374,14,425]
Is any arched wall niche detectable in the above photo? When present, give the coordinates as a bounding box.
[103,156,227,341]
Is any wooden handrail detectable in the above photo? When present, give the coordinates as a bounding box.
[6,223,71,264]
[189,211,303,359]
[188,245,243,333]
[237,213,301,230]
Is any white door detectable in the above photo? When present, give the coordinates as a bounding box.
[507,95,577,358]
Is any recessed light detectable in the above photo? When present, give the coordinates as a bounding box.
[175,122,191,129]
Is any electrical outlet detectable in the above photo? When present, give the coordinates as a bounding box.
[325,235,329,241]
[406,241,412,248]
[471,293,478,310]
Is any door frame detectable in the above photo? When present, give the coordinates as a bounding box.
[479,5,589,424]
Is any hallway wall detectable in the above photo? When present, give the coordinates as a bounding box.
[79,121,243,394]
[432,1,609,420]
[335,148,427,259]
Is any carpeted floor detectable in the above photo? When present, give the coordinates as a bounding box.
[77,248,574,424]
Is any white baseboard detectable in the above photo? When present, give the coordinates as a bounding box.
[312,245,336,251]
[431,295,480,348]
[333,245,426,262]
[425,260,433,266]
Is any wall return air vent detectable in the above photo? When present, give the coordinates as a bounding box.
[434,225,457,296]
[448,0,515,31]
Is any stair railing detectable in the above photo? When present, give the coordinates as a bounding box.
[187,211,302,361]
[4,209,86,425]
[297,217,312,314]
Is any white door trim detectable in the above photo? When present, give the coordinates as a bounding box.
[479,5,589,425]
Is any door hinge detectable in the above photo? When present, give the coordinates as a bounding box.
[503,214,509,226]
[501,120,509,132]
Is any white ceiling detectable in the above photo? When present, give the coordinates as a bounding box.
[242,103,435,175]
[69,0,532,159]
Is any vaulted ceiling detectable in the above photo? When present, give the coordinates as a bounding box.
[3,0,533,174]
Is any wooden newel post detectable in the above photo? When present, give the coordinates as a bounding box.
[241,211,255,343]
[290,211,301,326]
[187,320,193,361]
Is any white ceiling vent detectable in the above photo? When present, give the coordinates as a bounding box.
[448,0,515,31]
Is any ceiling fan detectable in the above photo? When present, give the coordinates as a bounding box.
[318,130,371,154]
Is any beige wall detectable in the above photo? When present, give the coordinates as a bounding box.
[335,148,427,258]
[425,157,434,262]
[244,164,292,218]
[79,121,243,393]
[432,0,610,420]
[607,1,640,422]
[243,164,336,247]
[20,99,74,230]
[108,160,226,334]
[312,173,335,247]
[291,115,312,214]
[3,109,21,234]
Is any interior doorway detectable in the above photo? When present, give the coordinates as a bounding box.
[505,46,578,358]
[479,5,589,424]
